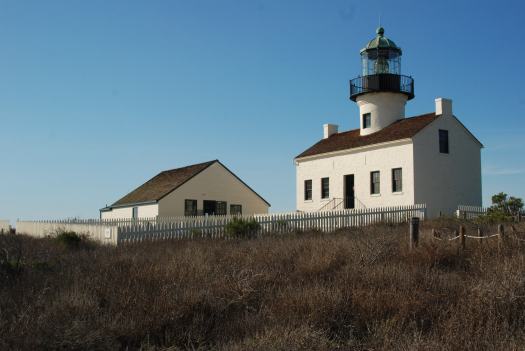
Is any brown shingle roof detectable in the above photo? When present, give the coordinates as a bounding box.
[296,113,437,159]
[111,160,217,207]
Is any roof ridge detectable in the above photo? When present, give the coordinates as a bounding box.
[159,159,218,174]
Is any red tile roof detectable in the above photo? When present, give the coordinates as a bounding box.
[296,113,437,159]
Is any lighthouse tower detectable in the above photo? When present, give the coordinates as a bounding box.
[350,27,414,136]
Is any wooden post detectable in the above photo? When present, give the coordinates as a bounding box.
[410,217,420,250]
[478,228,484,249]
[498,224,505,249]
[459,225,466,251]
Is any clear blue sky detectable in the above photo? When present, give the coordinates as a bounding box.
[1,0,524,223]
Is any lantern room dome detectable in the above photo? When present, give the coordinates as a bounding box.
[360,27,402,54]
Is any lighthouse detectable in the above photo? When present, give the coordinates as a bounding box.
[295,26,483,218]
[350,27,415,136]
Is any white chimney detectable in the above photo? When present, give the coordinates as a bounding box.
[323,124,338,139]
[435,98,452,117]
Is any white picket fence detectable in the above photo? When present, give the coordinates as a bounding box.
[456,205,525,221]
[17,204,426,245]
[456,205,488,219]
[0,220,10,234]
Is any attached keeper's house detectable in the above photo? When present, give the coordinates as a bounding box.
[100,160,270,219]
[295,27,483,218]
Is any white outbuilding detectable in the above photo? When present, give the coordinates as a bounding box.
[100,160,270,219]
[295,27,482,218]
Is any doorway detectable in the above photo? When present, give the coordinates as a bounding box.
[203,200,217,215]
[344,175,355,209]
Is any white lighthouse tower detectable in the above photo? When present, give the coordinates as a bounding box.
[350,27,415,136]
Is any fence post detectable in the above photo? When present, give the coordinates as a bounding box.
[478,228,484,249]
[498,224,505,250]
[459,225,466,251]
[409,217,419,250]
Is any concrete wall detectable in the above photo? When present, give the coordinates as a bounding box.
[16,221,118,245]
[296,140,415,212]
[356,92,407,136]
[159,162,269,216]
[0,220,10,233]
[412,114,482,218]
[100,203,159,220]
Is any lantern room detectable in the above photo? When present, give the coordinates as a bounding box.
[360,27,401,76]
[350,27,414,102]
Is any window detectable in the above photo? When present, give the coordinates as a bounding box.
[184,199,198,216]
[439,129,449,154]
[216,201,227,215]
[370,171,380,195]
[321,177,330,199]
[362,113,371,129]
[304,180,312,200]
[392,168,402,192]
[132,206,138,219]
[230,204,242,215]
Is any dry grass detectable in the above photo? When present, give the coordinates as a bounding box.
[1,219,525,350]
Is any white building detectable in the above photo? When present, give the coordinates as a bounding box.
[295,27,482,218]
[101,160,270,219]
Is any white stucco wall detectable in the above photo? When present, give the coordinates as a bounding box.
[412,114,482,218]
[100,203,159,220]
[296,140,415,212]
[158,162,269,216]
[356,92,407,136]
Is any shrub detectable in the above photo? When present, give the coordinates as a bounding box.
[225,218,261,238]
[54,230,82,249]
[479,192,524,223]
[491,192,524,215]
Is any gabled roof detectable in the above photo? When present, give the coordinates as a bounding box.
[296,113,437,159]
[110,160,216,207]
[104,160,270,210]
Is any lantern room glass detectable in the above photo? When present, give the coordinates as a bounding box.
[361,49,401,76]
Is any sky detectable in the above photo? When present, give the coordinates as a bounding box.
[1,0,524,224]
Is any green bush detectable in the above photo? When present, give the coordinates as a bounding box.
[225,218,261,239]
[478,192,523,223]
[55,231,82,249]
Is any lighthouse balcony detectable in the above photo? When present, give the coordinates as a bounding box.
[350,74,414,101]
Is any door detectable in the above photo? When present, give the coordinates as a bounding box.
[203,200,217,215]
[344,175,355,209]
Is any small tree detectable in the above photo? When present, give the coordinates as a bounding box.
[485,192,524,222]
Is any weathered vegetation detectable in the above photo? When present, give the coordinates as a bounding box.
[480,192,524,223]
[1,219,525,350]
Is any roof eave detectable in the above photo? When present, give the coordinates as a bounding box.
[295,138,413,162]
[102,200,158,211]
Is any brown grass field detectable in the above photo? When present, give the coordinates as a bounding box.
[1,218,525,350]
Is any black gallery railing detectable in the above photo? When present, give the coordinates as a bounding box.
[349,74,414,101]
